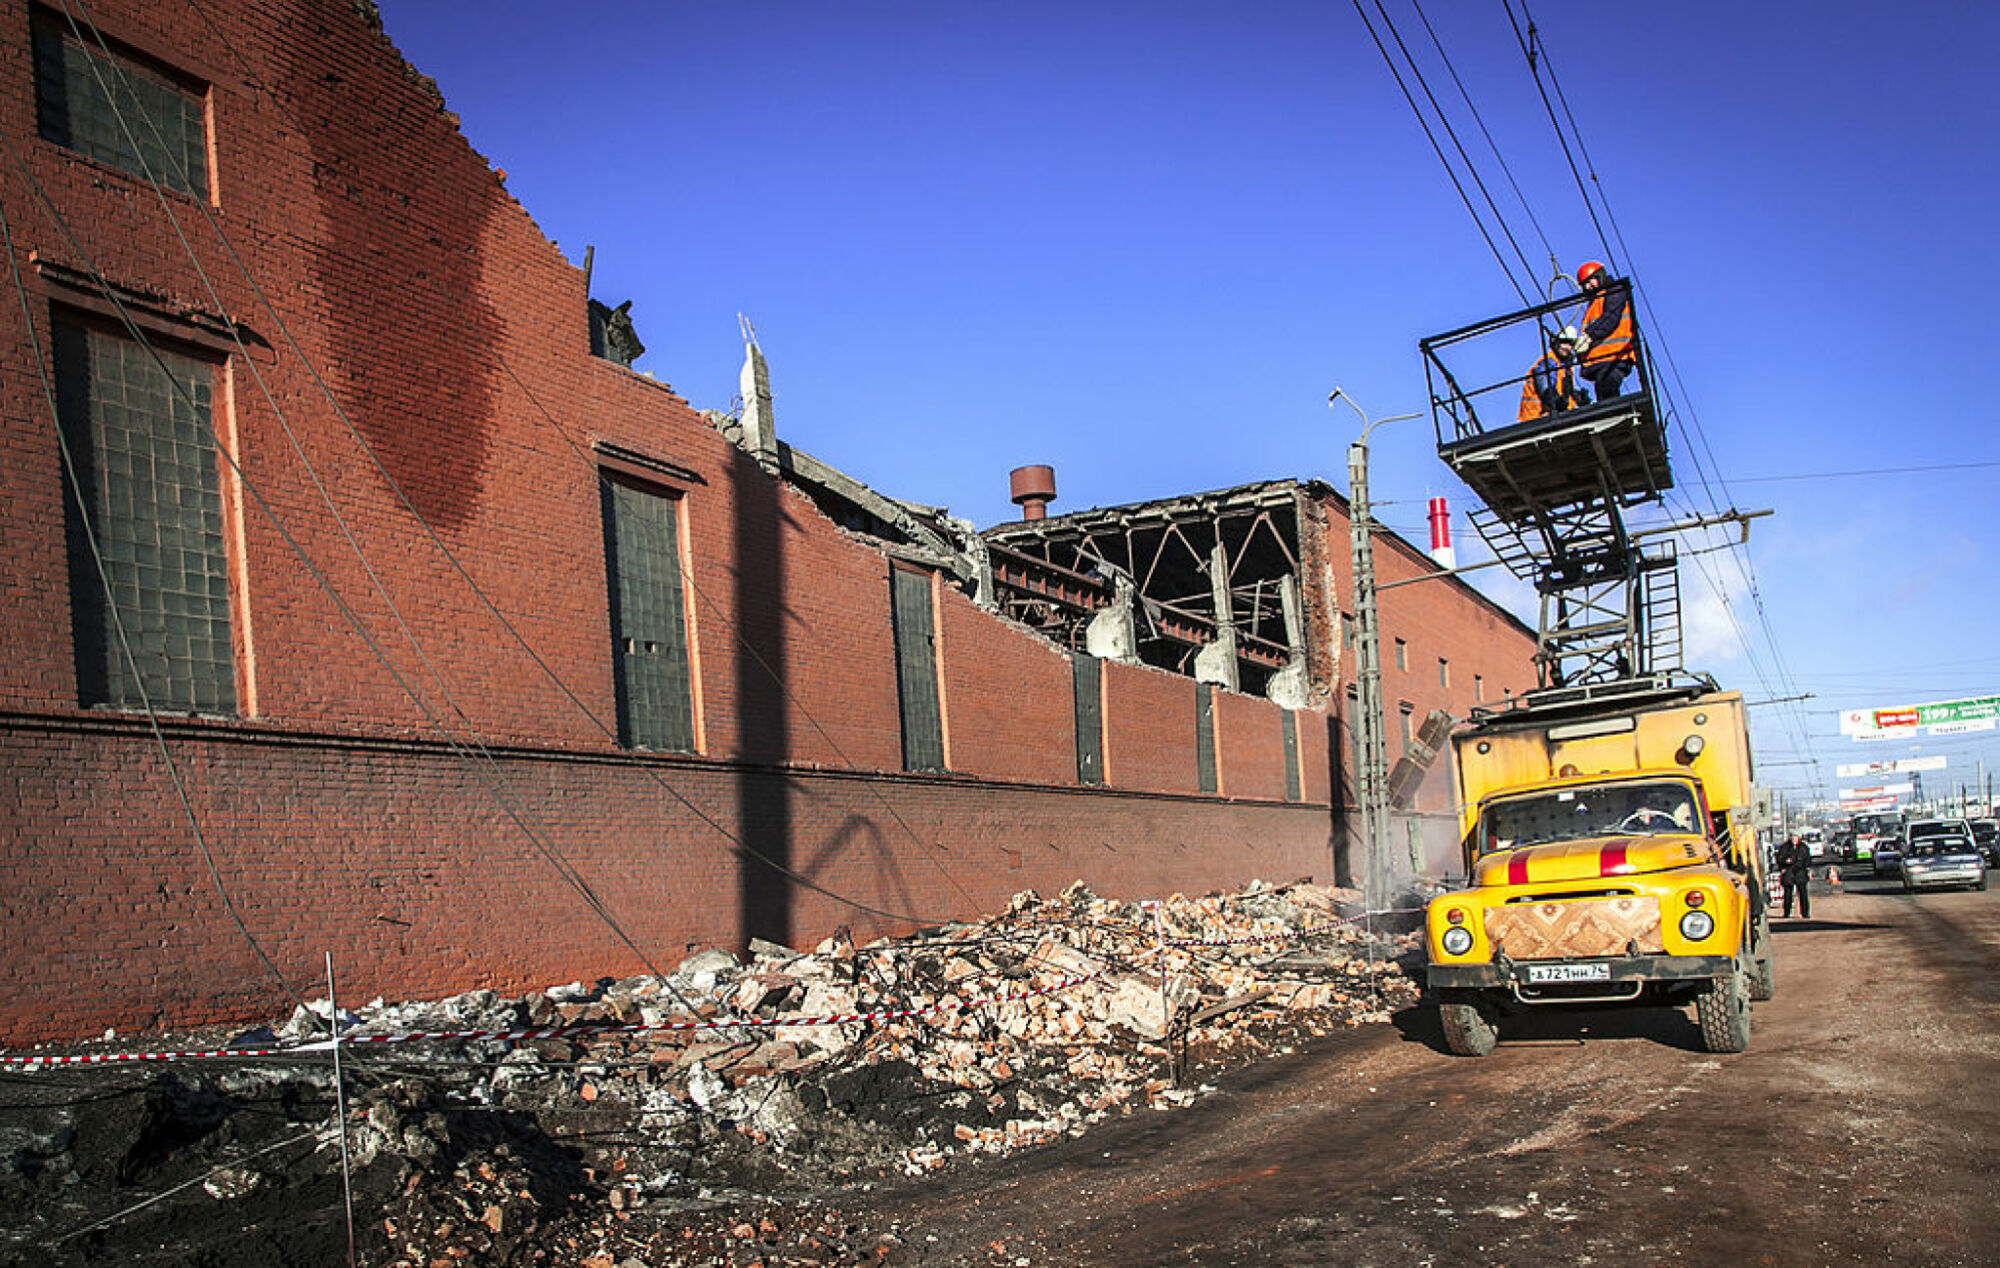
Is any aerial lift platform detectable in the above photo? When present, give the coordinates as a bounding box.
[1419,281,1680,690]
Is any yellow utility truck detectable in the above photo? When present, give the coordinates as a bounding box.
[1425,681,1768,1055]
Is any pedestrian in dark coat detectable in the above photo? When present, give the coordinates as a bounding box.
[1775,834,1812,919]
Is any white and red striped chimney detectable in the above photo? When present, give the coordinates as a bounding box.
[1428,495,1456,569]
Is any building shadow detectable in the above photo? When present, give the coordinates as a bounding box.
[1392,999,1706,1054]
[1769,919,1891,934]
[734,454,792,949]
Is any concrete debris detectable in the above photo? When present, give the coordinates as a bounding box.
[2,879,1422,1267]
[324,878,1418,1182]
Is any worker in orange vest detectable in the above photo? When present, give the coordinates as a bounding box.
[1517,326,1587,422]
[1574,260,1636,401]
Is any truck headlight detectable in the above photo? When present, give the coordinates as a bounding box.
[1679,910,1715,941]
[1441,926,1474,955]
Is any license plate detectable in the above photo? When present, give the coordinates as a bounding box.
[1526,962,1611,984]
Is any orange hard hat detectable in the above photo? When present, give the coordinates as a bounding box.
[1576,260,1607,284]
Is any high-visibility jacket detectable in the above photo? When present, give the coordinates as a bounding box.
[1581,282,1635,370]
[1518,349,1584,422]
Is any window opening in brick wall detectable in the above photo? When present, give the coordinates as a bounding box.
[1474,673,1484,702]
[1341,612,1354,648]
[1282,709,1302,802]
[890,567,946,772]
[1196,682,1218,794]
[33,10,209,199]
[54,320,234,714]
[1399,701,1414,749]
[1438,657,1449,688]
[602,474,696,752]
[1072,652,1103,785]
[1394,637,1407,671]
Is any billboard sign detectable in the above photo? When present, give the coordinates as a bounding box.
[1842,695,2000,738]
[1928,718,1997,736]
[1836,756,1948,779]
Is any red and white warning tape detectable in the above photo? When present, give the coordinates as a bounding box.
[0,967,1108,1069]
[1160,914,1359,949]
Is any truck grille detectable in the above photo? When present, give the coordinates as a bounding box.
[1485,896,1664,960]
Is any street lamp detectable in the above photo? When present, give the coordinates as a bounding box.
[1330,388,1420,915]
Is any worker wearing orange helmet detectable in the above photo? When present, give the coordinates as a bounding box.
[1517,325,1587,422]
[1573,260,1636,401]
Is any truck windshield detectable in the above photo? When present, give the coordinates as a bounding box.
[1479,781,1699,854]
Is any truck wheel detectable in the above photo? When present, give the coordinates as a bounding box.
[1439,998,1500,1057]
[1696,970,1751,1054]
[1748,911,1775,1001]
[1750,950,1776,1002]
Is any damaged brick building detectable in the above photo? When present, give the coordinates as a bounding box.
[0,0,1535,1045]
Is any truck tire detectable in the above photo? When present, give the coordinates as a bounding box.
[1749,911,1775,1002]
[1696,970,1751,1054]
[1439,997,1500,1057]
[1750,950,1776,1002]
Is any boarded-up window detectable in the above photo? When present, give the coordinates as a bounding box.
[1072,652,1103,785]
[55,321,233,715]
[1282,710,1302,802]
[33,12,209,198]
[603,475,695,752]
[1196,683,1217,794]
[891,568,945,772]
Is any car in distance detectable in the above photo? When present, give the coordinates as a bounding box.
[1968,818,2000,867]
[1871,825,1906,878]
[1899,819,1987,893]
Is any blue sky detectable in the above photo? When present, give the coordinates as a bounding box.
[375,1,2000,811]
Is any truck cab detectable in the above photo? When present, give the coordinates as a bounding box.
[1425,684,1769,1055]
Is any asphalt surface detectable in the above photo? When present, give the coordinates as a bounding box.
[870,871,2000,1266]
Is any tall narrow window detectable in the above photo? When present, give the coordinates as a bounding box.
[1399,702,1415,749]
[602,475,695,752]
[55,320,234,714]
[33,10,210,198]
[1474,673,1485,703]
[1196,683,1218,794]
[890,567,945,772]
[1072,652,1103,785]
[1438,657,1450,688]
[1282,710,1302,802]
[1394,638,1408,671]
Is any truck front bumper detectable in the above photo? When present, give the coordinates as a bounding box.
[1428,953,1737,990]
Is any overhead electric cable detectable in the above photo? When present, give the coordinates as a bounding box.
[1348,0,1534,308]
[1368,0,1541,290]
[1501,0,1615,270]
[0,183,305,1013]
[1407,0,1562,283]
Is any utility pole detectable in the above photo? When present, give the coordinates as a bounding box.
[1331,388,1418,915]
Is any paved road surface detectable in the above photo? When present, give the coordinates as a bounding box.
[877,874,2000,1266]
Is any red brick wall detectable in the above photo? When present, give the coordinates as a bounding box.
[0,716,1336,1044]
[936,585,1077,785]
[1216,689,1290,802]
[0,1,1524,1044]
[1101,661,1198,795]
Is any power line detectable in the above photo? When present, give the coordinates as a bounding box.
[1348,0,1533,308]
[1368,0,1541,291]
[0,170,305,1014]
[1408,0,1560,286]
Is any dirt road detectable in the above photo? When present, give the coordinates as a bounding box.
[873,875,2000,1266]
